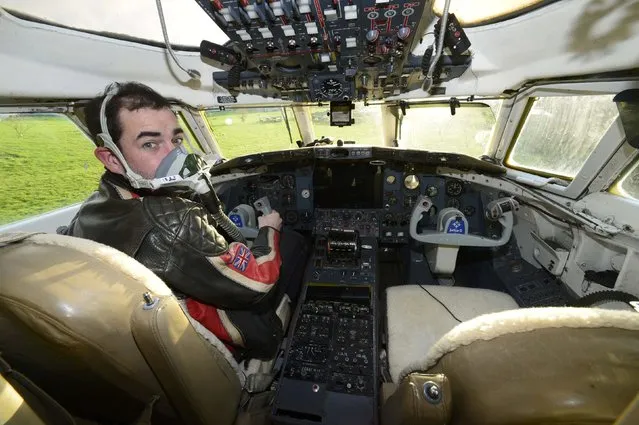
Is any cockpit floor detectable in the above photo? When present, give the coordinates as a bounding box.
[456,241,573,307]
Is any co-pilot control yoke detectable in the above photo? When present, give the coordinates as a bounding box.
[409,195,518,275]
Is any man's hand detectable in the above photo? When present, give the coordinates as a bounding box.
[258,211,282,231]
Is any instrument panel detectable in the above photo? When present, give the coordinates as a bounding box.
[381,169,497,243]
[220,161,503,244]
[195,0,431,101]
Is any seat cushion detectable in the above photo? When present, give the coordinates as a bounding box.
[386,285,518,382]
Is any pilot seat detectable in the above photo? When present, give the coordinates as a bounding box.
[0,232,288,425]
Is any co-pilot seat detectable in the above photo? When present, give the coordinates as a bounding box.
[384,285,639,425]
[0,232,285,425]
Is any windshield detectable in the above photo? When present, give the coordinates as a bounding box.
[400,102,501,158]
[310,105,386,146]
[204,102,501,159]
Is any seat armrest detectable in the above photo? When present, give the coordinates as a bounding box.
[131,297,242,425]
[381,373,451,425]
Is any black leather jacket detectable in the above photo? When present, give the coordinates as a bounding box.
[64,171,284,359]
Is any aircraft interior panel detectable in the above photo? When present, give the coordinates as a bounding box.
[214,147,521,424]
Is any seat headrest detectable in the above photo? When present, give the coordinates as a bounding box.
[401,306,639,380]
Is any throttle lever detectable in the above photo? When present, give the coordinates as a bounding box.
[253,196,273,215]
[485,197,519,221]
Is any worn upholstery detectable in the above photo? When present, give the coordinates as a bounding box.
[383,284,639,425]
[0,232,242,425]
[0,373,48,425]
[386,285,518,382]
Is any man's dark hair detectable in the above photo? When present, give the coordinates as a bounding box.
[85,82,172,147]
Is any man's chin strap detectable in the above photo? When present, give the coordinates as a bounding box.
[98,136,157,189]
[97,91,159,190]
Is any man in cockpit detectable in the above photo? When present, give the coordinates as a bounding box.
[62,81,308,361]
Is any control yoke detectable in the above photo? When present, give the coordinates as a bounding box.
[228,196,273,240]
[409,195,517,247]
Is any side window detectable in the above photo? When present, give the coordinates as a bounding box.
[0,114,103,225]
[177,112,204,154]
[611,161,639,201]
[506,95,619,178]
[203,107,301,159]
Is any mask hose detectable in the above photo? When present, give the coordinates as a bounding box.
[152,147,247,245]
[199,174,248,245]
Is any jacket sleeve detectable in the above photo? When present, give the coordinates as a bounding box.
[142,196,282,309]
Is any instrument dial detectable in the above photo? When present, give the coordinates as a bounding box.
[280,174,295,189]
[463,206,476,217]
[386,175,396,184]
[445,180,463,197]
[447,198,461,209]
[426,185,438,197]
[404,195,417,208]
[317,78,344,99]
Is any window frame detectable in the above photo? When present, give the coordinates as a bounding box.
[492,79,639,200]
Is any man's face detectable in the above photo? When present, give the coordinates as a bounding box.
[96,107,184,179]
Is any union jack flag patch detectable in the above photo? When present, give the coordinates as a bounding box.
[232,246,251,272]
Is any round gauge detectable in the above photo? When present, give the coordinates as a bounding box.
[463,206,476,217]
[282,193,294,206]
[445,180,463,197]
[386,175,396,184]
[404,195,417,208]
[284,210,299,224]
[280,174,295,189]
[404,174,420,190]
[301,189,311,199]
[319,78,344,99]
[426,185,438,197]
[447,198,461,209]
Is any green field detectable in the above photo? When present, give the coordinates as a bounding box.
[0,115,104,225]
[205,108,301,158]
[0,112,301,225]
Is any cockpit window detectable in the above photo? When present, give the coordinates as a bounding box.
[310,105,386,146]
[0,113,102,225]
[176,113,204,154]
[432,0,557,26]
[506,95,619,179]
[611,161,639,201]
[203,107,301,159]
[399,101,501,158]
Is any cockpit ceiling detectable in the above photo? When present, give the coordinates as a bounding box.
[0,0,229,47]
[0,0,638,104]
[0,0,559,46]
[432,0,557,26]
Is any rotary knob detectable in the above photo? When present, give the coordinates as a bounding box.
[366,29,380,44]
[397,26,411,40]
